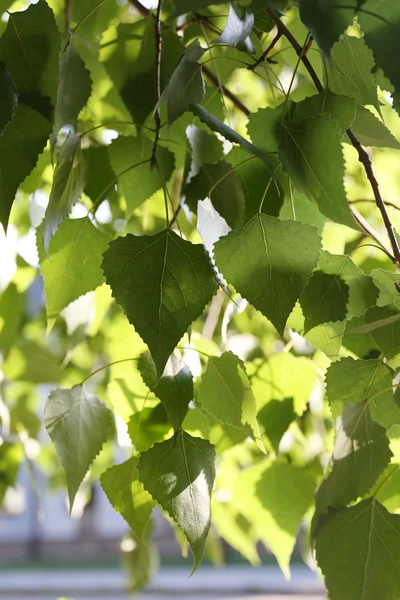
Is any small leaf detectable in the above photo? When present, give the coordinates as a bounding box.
[350,106,400,149]
[0,62,17,134]
[52,36,92,139]
[257,398,296,452]
[326,357,399,428]
[100,457,155,542]
[184,160,245,229]
[160,40,206,124]
[137,430,215,572]
[327,35,381,114]
[215,4,255,54]
[214,214,321,335]
[279,116,358,229]
[107,136,175,218]
[365,304,400,362]
[43,133,87,252]
[197,351,264,450]
[315,500,400,600]
[44,384,114,509]
[301,271,349,331]
[138,352,193,430]
[37,217,110,326]
[372,269,400,308]
[102,229,218,376]
[128,404,171,452]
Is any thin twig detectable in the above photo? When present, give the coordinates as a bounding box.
[248,29,282,71]
[203,66,250,115]
[350,206,395,261]
[350,198,400,213]
[128,0,149,16]
[265,7,400,265]
[65,0,71,32]
[151,0,163,167]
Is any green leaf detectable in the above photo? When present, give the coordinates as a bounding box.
[365,304,400,362]
[300,271,349,331]
[234,461,318,577]
[186,124,224,165]
[83,145,118,206]
[246,104,283,155]
[102,229,218,376]
[214,214,321,335]
[358,1,400,109]
[0,103,52,229]
[248,353,317,414]
[44,384,114,509]
[107,136,175,218]
[315,402,392,513]
[212,498,260,565]
[137,430,215,572]
[138,352,193,430]
[171,0,226,16]
[305,320,346,361]
[374,464,400,513]
[0,283,23,353]
[299,0,357,58]
[215,4,255,54]
[0,442,23,506]
[52,37,92,138]
[43,133,87,251]
[160,40,206,124]
[184,160,245,229]
[326,357,400,428]
[327,35,381,114]
[0,1,60,105]
[279,116,358,229]
[100,457,155,542]
[372,269,400,308]
[197,351,264,450]
[315,500,400,600]
[0,62,17,134]
[350,106,400,150]
[128,404,172,452]
[293,90,356,133]
[37,217,110,326]
[257,398,296,452]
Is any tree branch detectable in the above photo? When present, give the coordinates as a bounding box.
[248,29,282,71]
[265,7,400,264]
[128,0,149,16]
[151,0,163,167]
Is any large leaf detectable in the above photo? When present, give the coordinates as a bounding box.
[0,62,17,134]
[234,461,318,577]
[365,304,400,362]
[100,457,155,542]
[37,217,110,326]
[327,35,381,113]
[137,430,215,572]
[197,352,263,450]
[279,116,358,229]
[215,4,255,54]
[107,136,175,218]
[160,40,206,124]
[52,36,92,138]
[350,106,400,150]
[315,500,400,600]
[298,0,357,58]
[315,402,392,513]
[138,352,193,430]
[293,90,356,134]
[214,214,321,335]
[44,384,114,509]
[43,133,87,251]
[184,160,245,229]
[102,229,218,376]
[246,104,284,155]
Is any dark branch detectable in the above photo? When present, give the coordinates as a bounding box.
[151,0,163,167]
[265,7,400,264]
[248,30,282,71]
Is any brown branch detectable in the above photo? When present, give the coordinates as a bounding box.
[350,198,400,213]
[265,7,400,265]
[248,30,282,71]
[65,0,71,32]
[151,0,163,167]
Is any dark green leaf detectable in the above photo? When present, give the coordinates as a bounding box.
[365,304,400,362]
[83,145,118,205]
[52,37,92,138]
[350,106,400,149]
[171,0,226,16]
[299,0,357,57]
[293,90,356,133]
[279,116,358,229]
[326,357,399,428]
[0,62,17,134]
[107,136,175,218]
[37,217,110,325]
[138,352,193,430]
[327,34,381,113]
[184,160,245,229]
[214,214,321,335]
[0,442,23,506]
[128,404,171,452]
[246,104,283,155]
[315,500,400,600]
[186,124,224,165]
[44,384,114,509]
[102,229,218,376]
[257,398,296,452]
[301,271,349,331]
[215,4,255,54]
[197,352,264,449]
[43,133,87,251]
[137,430,215,572]
[100,457,155,542]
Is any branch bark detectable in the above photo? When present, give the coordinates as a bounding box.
[151,0,163,167]
[265,7,400,264]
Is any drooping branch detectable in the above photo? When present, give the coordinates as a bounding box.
[265,7,400,265]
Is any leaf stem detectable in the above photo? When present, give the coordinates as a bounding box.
[265,7,400,265]
[151,0,164,168]
[80,121,155,138]
[80,358,138,385]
